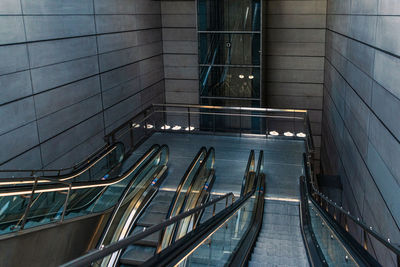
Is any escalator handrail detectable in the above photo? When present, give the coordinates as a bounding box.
[60,192,235,267]
[97,144,169,248]
[299,175,329,267]
[0,145,161,233]
[227,151,265,267]
[240,150,255,197]
[156,147,207,251]
[0,142,125,185]
[170,148,215,238]
[301,175,380,266]
[303,154,400,258]
[164,147,207,221]
[159,147,215,250]
[0,144,158,197]
[142,168,265,267]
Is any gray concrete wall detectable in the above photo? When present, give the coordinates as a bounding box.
[161,0,199,105]
[322,0,400,264]
[0,0,164,170]
[263,0,327,169]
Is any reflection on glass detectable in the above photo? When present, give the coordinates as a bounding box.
[182,199,254,265]
[309,201,358,266]
[200,67,260,99]
[198,0,260,31]
[198,0,261,107]
[199,33,260,65]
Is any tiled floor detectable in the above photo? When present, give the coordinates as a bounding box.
[126,132,305,198]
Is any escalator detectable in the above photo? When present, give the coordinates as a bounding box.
[110,147,216,266]
[0,144,167,235]
[64,148,400,267]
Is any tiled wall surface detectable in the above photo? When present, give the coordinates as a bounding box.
[0,0,164,170]
[322,0,400,264]
[161,0,199,105]
[263,0,327,169]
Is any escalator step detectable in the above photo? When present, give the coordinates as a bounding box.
[137,211,167,227]
[120,245,155,266]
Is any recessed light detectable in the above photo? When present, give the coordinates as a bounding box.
[269,131,279,136]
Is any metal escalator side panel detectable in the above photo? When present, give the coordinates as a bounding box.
[141,170,265,267]
[158,147,208,252]
[169,147,215,246]
[240,150,255,197]
[96,145,169,267]
[159,147,215,251]
[0,145,161,234]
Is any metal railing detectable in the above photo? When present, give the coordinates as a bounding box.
[104,103,314,157]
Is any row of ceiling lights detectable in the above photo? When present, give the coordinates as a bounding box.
[269,131,307,138]
[133,123,307,137]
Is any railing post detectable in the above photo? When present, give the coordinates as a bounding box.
[61,184,72,223]
[213,113,216,135]
[130,120,134,149]
[188,107,191,133]
[20,176,39,230]
[239,108,242,137]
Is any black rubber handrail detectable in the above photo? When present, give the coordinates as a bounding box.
[0,145,159,197]
[161,147,215,249]
[60,192,235,267]
[0,145,162,233]
[165,147,207,221]
[303,154,400,259]
[142,158,265,267]
[60,150,264,267]
[0,142,125,185]
[227,151,265,267]
[97,145,169,248]
[302,175,380,267]
[240,150,255,197]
